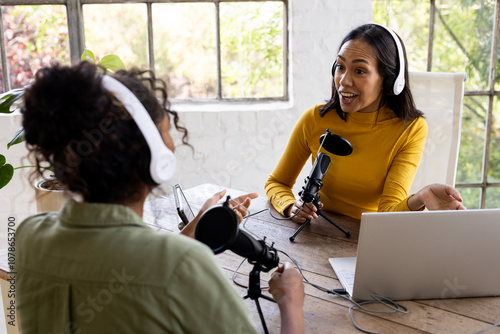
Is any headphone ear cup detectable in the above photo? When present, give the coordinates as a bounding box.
[331,61,337,77]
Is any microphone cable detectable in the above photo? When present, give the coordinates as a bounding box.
[235,215,410,334]
[268,202,306,221]
[473,322,500,334]
[233,204,498,334]
[277,248,409,334]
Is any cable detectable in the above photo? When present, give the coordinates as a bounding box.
[473,322,500,334]
[244,208,268,219]
[268,203,306,221]
[238,211,410,334]
[277,248,409,334]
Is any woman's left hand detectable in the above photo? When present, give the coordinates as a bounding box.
[227,192,259,222]
[409,183,467,211]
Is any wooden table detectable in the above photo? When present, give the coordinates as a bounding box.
[144,183,500,334]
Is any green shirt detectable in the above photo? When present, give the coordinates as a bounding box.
[15,200,258,334]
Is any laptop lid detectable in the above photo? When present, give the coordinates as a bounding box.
[331,209,500,302]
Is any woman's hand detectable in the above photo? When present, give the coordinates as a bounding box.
[180,189,258,237]
[227,192,259,222]
[408,183,467,211]
[269,262,305,334]
[285,199,323,223]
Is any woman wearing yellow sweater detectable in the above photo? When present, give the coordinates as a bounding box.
[265,24,466,222]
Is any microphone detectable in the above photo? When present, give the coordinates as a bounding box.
[299,131,352,204]
[299,153,330,203]
[289,130,354,241]
[194,196,279,272]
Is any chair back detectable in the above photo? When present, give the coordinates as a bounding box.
[408,72,467,194]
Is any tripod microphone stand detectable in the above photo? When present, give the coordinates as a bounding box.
[289,191,351,242]
[243,262,276,334]
[288,147,352,242]
[194,197,280,334]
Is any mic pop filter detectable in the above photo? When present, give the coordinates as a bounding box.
[194,196,279,271]
[319,132,353,156]
[194,202,238,254]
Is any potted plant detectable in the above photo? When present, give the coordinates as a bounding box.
[0,50,125,211]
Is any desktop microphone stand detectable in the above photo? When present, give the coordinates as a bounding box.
[289,193,351,242]
[243,263,276,334]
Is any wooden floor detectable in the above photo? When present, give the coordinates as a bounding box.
[143,184,500,334]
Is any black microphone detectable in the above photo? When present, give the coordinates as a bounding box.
[300,153,330,203]
[194,196,279,272]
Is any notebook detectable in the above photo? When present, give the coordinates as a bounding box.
[329,209,500,302]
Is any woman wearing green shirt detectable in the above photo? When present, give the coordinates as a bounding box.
[16,62,304,333]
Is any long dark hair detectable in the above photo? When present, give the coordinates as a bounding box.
[319,24,423,125]
[22,61,189,203]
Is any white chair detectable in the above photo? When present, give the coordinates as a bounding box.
[408,72,467,194]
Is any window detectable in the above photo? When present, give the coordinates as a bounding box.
[0,3,70,91]
[373,0,500,209]
[0,0,287,101]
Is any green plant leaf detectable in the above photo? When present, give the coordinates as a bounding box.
[0,88,25,114]
[98,55,126,72]
[7,127,25,149]
[0,154,14,189]
[81,49,96,63]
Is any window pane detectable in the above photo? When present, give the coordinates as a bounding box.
[433,0,494,91]
[152,3,216,99]
[456,95,488,183]
[83,4,148,70]
[488,96,500,182]
[485,187,500,208]
[458,187,481,209]
[2,5,69,90]
[220,1,284,98]
[372,0,429,72]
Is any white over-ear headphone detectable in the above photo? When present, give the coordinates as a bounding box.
[373,24,406,95]
[102,75,176,185]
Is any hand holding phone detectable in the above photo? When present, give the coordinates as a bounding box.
[173,184,195,230]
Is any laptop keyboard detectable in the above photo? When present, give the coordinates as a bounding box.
[340,271,355,287]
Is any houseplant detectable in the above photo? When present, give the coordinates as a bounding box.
[0,50,125,210]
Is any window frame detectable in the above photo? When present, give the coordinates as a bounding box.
[425,0,500,208]
[0,0,289,102]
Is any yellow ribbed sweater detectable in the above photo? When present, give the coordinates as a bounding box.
[265,104,428,220]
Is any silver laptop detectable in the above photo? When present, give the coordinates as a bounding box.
[329,209,500,302]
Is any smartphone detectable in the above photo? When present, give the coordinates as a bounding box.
[173,184,195,230]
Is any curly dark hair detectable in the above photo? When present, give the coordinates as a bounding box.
[320,24,423,126]
[22,61,189,203]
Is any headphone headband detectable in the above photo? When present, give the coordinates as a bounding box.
[102,75,176,184]
[373,24,405,95]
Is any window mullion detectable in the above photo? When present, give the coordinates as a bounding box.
[426,0,435,72]
[488,0,500,93]
[67,0,85,64]
[147,2,155,72]
[215,0,222,100]
[282,0,288,99]
[0,7,11,90]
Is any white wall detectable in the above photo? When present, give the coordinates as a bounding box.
[168,0,373,198]
[0,0,373,243]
